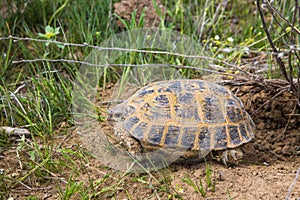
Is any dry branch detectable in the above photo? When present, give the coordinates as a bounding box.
[0,126,30,136]
[285,165,300,200]
[257,0,300,105]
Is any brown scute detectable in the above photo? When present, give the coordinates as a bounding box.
[239,123,251,141]
[165,80,182,93]
[184,80,206,91]
[175,106,200,124]
[138,88,154,98]
[164,125,180,147]
[202,95,226,123]
[207,81,230,96]
[213,126,228,149]
[147,125,164,145]
[177,92,194,104]
[228,125,242,146]
[226,106,243,122]
[198,127,211,150]
[180,127,197,149]
[155,94,169,104]
[146,105,172,121]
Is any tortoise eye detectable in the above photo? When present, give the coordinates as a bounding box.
[108,108,123,120]
[113,112,122,119]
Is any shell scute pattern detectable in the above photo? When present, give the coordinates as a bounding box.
[165,81,182,93]
[184,80,206,92]
[207,81,230,96]
[213,126,227,149]
[226,97,244,122]
[228,125,241,146]
[239,123,251,140]
[138,88,154,98]
[164,125,180,146]
[148,125,164,145]
[202,95,225,123]
[110,79,255,154]
[198,127,210,150]
[132,121,148,140]
[181,127,198,148]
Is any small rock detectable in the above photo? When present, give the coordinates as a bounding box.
[274,147,282,154]
[257,122,265,129]
[252,171,258,176]
[217,171,225,181]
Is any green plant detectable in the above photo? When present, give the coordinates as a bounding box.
[181,163,215,197]
[59,178,89,200]
[182,173,206,196]
[38,25,63,48]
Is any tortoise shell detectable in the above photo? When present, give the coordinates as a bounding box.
[109,79,255,155]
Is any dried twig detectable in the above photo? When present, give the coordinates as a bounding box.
[256,0,300,104]
[0,126,30,136]
[285,165,300,200]
[257,0,295,89]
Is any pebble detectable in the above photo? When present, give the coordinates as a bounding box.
[274,147,282,154]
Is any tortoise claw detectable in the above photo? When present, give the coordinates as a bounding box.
[221,150,228,166]
[220,149,243,166]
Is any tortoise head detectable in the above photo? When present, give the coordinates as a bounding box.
[108,104,126,123]
[108,102,136,123]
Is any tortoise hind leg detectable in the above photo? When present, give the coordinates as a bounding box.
[220,148,243,166]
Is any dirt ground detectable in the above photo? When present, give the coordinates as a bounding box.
[92,81,300,200]
[1,82,300,200]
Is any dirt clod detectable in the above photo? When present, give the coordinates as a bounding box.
[113,0,165,28]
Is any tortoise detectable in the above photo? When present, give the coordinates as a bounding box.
[108,79,255,166]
